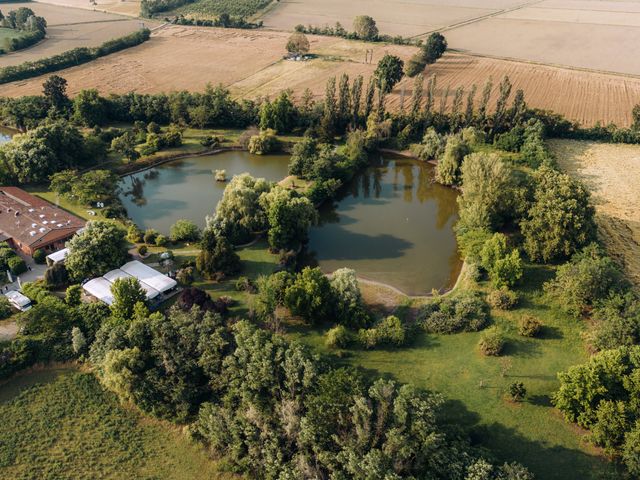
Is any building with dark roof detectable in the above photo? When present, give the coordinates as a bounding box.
[0,187,85,256]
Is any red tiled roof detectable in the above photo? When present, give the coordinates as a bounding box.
[0,187,85,248]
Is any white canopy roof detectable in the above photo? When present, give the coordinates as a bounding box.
[46,248,69,264]
[103,268,132,283]
[120,260,177,294]
[5,290,31,308]
[83,278,115,305]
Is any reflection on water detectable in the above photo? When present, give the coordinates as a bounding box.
[0,127,15,144]
[307,156,461,296]
[119,151,291,232]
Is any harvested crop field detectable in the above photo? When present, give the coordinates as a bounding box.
[549,139,640,286]
[0,2,152,67]
[258,0,527,38]
[445,0,640,75]
[1,26,640,127]
[37,0,142,17]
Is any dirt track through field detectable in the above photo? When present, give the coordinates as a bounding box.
[550,139,640,286]
[1,26,639,127]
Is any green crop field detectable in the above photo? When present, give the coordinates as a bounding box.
[0,367,238,480]
[176,0,272,19]
[287,265,619,480]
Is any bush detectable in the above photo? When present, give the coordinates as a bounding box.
[169,219,201,242]
[32,249,46,264]
[8,256,26,275]
[248,129,279,155]
[176,266,194,286]
[0,296,12,319]
[44,262,69,288]
[155,234,168,247]
[127,224,143,243]
[518,315,542,337]
[419,292,487,334]
[478,329,505,356]
[487,288,519,310]
[65,284,83,306]
[358,316,406,349]
[138,245,148,256]
[509,382,526,401]
[143,228,158,245]
[325,325,353,349]
[234,276,255,293]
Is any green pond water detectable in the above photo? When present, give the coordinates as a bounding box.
[307,156,461,296]
[119,151,291,232]
[120,151,461,295]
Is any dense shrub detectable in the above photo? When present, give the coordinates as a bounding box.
[0,296,12,319]
[487,288,519,310]
[138,245,148,256]
[544,244,623,316]
[419,292,487,334]
[169,219,201,242]
[143,228,158,245]
[32,249,46,264]
[325,324,353,349]
[357,315,406,349]
[8,256,26,275]
[478,329,505,356]
[435,136,470,186]
[248,129,279,155]
[590,293,640,351]
[518,315,542,337]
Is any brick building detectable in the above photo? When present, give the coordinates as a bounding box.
[0,187,85,256]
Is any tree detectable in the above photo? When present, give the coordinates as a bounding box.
[65,284,82,306]
[71,326,87,355]
[248,129,279,155]
[457,152,515,232]
[210,173,272,244]
[353,15,378,40]
[521,164,597,262]
[544,244,623,316]
[259,185,317,251]
[196,230,241,280]
[286,31,310,55]
[373,54,404,93]
[111,131,140,162]
[259,92,295,133]
[51,169,119,206]
[110,278,146,321]
[44,262,69,288]
[42,75,69,113]
[284,267,334,324]
[169,219,201,242]
[330,268,369,328]
[73,89,107,127]
[435,136,470,186]
[65,220,129,280]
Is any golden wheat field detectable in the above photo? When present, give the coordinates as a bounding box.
[549,139,640,286]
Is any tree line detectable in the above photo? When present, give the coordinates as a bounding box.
[0,6,47,54]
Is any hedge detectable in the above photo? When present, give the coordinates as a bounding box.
[0,28,151,84]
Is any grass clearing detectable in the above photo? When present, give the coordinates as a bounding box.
[286,264,617,479]
[0,366,238,479]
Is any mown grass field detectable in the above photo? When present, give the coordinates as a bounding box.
[0,366,238,480]
[287,264,619,480]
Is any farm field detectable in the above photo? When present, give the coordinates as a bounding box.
[37,0,142,17]
[258,0,527,38]
[0,26,639,127]
[0,366,238,479]
[549,139,640,287]
[175,0,272,20]
[0,2,153,68]
[445,0,640,74]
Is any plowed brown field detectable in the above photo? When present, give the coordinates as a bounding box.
[1,26,639,127]
[550,139,640,287]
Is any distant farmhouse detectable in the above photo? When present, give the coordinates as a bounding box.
[0,187,85,256]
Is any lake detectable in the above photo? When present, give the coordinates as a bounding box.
[119,151,291,232]
[307,156,461,296]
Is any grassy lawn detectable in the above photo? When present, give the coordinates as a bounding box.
[0,366,239,480]
[286,265,618,480]
[143,238,279,316]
